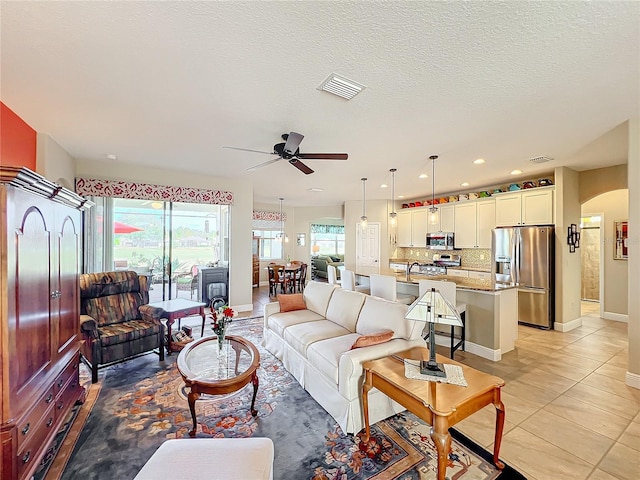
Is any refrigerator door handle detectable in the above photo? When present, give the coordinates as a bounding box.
[510,230,518,284]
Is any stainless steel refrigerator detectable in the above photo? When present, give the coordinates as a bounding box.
[492,226,555,329]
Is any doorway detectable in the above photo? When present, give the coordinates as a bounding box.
[580,214,601,315]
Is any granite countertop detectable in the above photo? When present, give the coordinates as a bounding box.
[350,265,516,292]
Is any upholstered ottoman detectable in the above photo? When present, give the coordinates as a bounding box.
[134,438,275,480]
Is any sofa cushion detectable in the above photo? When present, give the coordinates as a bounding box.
[307,333,360,385]
[277,293,306,312]
[324,289,366,333]
[98,319,162,346]
[350,330,394,349]
[267,310,324,337]
[356,296,420,340]
[302,281,337,317]
[283,320,351,357]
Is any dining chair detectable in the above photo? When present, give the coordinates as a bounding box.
[340,269,369,294]
[418,279,466,359]
[369,274,414,304]
[268,264,290,296]
[327,265,341,286]
[295,263,308,292]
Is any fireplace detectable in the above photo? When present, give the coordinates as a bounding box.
[197,267,229,306]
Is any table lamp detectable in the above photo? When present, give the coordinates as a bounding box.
[312,245,320,255]
[404,287,463,377]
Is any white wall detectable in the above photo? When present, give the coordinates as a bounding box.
[75,160,254,312]
[582,190,629,317]
[36,133,76,188]
[627,118,639,387]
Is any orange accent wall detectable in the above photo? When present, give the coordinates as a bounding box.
[1,102,37,170]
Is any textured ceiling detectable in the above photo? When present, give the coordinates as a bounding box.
[1,1,638,206]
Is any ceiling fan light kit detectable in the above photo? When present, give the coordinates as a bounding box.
[225,131,348,175]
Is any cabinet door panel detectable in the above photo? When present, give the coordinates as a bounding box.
[521,190,553,225]
[396,210,412,246]
[476,200,496,248]
[440,205,455,232]
[495,194,522,226]
[454,203,477,248]
[411,210,427,247]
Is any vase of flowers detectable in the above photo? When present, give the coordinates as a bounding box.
[211,305,234,354]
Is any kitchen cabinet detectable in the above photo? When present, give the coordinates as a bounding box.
[494,187,554,226]
[427,204,455,233]
[468,270,492,281]
[454,199,495,248]
[1,166,91,480]
[447,269,469,278]
[397,209,427,247]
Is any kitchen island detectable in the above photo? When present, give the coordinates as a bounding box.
[348,265,518,361]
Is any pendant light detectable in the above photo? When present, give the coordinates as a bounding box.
[389,168,397,226]
[428,155,439,226]
[360,177,368,229]
[277,197,288,242]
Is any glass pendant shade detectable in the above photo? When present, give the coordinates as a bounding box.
[389,168,397,226]
[429,155,439,226]
[360,178,368,229]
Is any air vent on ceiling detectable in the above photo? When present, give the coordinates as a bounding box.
[529,155,554,164]
[317,73,366,100]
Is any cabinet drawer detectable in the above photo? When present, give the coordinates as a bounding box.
[16,386,55,451]
[16,404,56,480]
[447,269,469,278]
[56,375,82,422]
[468,271,491,280]
[54,357,80,396]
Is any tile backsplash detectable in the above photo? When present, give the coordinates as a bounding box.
[395,247,491,270]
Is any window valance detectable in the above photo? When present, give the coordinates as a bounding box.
[253,210,286,229]
[75,177,233,205]
[311,224,344,234]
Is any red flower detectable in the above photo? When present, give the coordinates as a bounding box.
[223,307,234,318]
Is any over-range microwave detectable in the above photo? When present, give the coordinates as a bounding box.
[426,232,455,250]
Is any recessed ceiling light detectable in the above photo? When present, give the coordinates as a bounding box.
[398,195,405,199]
[461,182,469,187]
[418,174,428,179]
[308,188,324,192]
[473,158,485,164]
[380,184,388,188]
[106,154,117,160]
[510,169,522,175]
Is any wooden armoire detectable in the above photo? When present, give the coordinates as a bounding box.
[0,166,91,480]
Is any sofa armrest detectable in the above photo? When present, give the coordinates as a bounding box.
[80,314,99,339]
[263,301,281,329]
[337,338,426,400]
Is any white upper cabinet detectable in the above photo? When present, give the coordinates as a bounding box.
[454,199,495,248]
[427,204,455,233]
[397,209,427,247]
[494,188,553,226]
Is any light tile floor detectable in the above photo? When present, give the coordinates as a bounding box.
[201,288,639,480]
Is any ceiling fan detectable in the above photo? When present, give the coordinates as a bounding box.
[223,132,348,174]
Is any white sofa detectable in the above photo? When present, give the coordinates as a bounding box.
[262,281,426,434]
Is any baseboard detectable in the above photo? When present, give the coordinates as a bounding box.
[604,311,628,322]
[233,303,254,313]
[554,317,583,332]
[625,371,640,390]
[433,334,501,362]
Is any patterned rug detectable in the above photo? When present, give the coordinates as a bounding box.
[60,317,524,479]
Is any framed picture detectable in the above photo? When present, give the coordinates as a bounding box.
[614,220,628,260]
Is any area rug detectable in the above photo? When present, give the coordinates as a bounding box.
[60,317,525,480]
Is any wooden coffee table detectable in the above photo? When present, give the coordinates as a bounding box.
[362,346,505,480]
[176,335,260,437]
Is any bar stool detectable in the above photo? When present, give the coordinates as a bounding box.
[327,265,341,286]
[340,269,369,294]
[418,279,466,358]
[369,274,415,304]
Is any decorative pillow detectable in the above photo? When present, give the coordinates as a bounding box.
[277,293,307,312]
[330,256,342,263]
[350,330,394,349]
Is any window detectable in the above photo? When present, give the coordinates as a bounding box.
[253,229,284,260]
[310,224,345,256]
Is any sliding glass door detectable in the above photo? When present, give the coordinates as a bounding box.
[88,198,229,302]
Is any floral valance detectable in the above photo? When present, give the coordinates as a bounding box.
[75,177,234,205]
[311,224,344,234]
[253,210,286,229]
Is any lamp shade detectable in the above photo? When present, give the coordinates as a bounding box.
[405,288,462,327]
[312,245,320,253]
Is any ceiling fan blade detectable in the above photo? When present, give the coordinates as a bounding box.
[247,157,282,172]
[289,158,314,175]
[223,146,276,155]
[283,132,304,156]
[297,153,348,160]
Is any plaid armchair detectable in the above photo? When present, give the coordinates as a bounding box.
[79,271,164,383]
